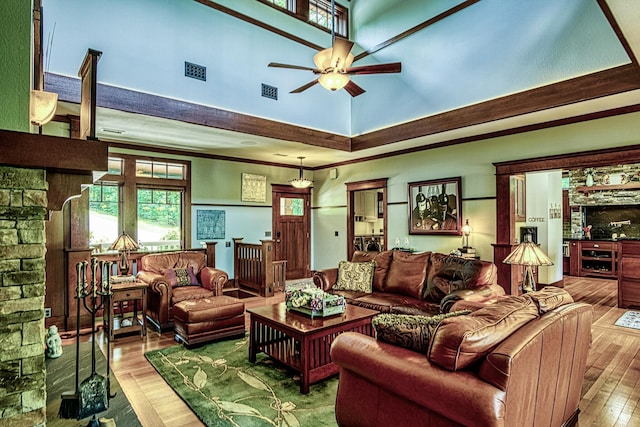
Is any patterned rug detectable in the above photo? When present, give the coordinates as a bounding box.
[614,310,640,330]
[145,335,338,427]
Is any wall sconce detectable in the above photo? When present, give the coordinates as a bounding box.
[30,90,58,126]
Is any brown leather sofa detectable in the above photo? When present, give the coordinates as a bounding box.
[330,287,592,427]
[137,251,229,332]
[313,250,505,316]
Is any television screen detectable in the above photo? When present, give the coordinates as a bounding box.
[583,205,640,239]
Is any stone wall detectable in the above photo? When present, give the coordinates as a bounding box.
[0,166,47,426]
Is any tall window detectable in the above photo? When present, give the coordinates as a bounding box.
[89,155,190,253]
[89,182,120,251]
[137,188,182,251]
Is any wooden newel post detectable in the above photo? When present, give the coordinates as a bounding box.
[261,240,274,297]
[233,238,244,289]
[204,241,217,267]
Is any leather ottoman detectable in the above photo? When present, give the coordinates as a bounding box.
[173,296,245,346]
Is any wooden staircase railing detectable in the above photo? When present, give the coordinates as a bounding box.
[233,238,287,297]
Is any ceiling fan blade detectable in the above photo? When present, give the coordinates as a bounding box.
[290,79,319,94]
[331,37,354,69]
[343,80,365,97]
[345,62,402,75]
[268,62,320,73]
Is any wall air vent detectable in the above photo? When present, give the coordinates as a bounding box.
[261,84,278,100]
[185,61,206,81]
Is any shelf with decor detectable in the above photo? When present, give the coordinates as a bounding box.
[577,182,640,194]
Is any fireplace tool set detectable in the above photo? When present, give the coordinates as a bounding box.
[59,258,116,426]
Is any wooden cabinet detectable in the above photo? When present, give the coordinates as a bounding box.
[354,190,378,221]
[569,240,580,276]
[580,240,618,278]
[618,240,640,308]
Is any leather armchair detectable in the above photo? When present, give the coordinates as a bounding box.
[137,251,228,332]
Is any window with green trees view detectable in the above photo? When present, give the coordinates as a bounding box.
[137,189,182,250]
[88,155,189,253]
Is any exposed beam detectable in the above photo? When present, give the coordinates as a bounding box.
[45,73,351,151]
[351,64,640,151]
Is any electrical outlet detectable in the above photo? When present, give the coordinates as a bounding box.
[225,241,231,247]
[44,308,52,318]
[335,231,339,236]
[265,231,272,237]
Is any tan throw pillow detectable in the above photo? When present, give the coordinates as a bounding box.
[525,286,574,314]
[373,311,471,353]
[333,260,375,293]
[385,251,431,299]
[427,295,539,371]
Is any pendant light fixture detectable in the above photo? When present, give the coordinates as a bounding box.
[290,156,313,189]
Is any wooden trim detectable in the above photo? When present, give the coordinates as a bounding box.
[353,0,480,62]
[193,0,323,51]
[0,129,108,174]
[46,73,350,151]
[351,64,640,151]
[346,178,388,260]
[597,0,640,76]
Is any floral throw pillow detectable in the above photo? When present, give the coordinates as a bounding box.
[373,311,471,354]
[333,260,375,293]
[164,267,199,288]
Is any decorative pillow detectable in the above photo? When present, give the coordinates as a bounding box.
[427,295,539,371]
[164,267,199,288]
[385,251,431,299]
[353,250,392,292]
[373,311,471,353]
[333,260,375,293]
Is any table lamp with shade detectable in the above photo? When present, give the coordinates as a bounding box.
[459,219,474,254]
[109,231,140,276]
[503,234,553,293]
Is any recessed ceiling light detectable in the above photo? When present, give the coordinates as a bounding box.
[240,140,257,146]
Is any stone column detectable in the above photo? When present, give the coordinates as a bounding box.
[0,166,47,426]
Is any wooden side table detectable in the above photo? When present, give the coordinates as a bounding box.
[109,281,147,341]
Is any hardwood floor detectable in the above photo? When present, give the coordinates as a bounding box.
[79,277,639,426]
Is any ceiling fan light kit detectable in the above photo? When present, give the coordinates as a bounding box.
[318,72,350,91]
[268,0,401,97]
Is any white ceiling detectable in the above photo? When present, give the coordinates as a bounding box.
[45,0,640,169]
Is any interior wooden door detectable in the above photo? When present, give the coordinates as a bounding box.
[272,184,311,280]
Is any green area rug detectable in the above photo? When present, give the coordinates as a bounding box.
[145,336,338,427]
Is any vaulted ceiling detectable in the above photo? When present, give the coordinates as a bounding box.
[43,0,640,168]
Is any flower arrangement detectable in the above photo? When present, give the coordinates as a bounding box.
[285,286,346,318]
[583,168,595,176]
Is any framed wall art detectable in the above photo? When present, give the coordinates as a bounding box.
[196,209,226,240]
[241,173,267,202]
[408,176,462,235]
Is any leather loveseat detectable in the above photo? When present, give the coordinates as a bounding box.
[313,250,505,316]
[330,287,592,427]
[137,251,229,332]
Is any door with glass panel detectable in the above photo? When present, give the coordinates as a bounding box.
[272,184,311,279]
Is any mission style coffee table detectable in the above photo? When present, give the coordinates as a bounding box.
[247,302,377,394]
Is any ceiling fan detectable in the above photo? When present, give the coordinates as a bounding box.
[268,37,401,97]
[268,0,401,97]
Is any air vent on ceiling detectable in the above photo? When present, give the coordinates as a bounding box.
[261,84,278,100]
[185,61,206,81]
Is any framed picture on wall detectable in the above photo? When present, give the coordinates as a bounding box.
[241,173,267,202]
[408,177,462,235]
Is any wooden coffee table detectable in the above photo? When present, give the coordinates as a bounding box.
[248,302,377,394]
